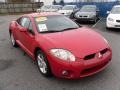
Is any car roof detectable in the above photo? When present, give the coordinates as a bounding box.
[23,12,61,18]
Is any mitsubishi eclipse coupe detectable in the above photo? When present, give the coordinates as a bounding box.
[9,12,112,79]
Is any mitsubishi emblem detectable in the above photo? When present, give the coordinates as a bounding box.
[98,53,103,59]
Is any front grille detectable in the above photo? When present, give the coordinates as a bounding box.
[115,25,120,27]
[84,53,96,60]
[83,16,87,17]
[84,48,108,60]
[79,16,88,18]
[81,61,109,76]
[100,48,108,55]
[116,20,120,23]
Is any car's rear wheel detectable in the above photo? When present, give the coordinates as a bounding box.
[10,33,18,47]
[36,50,52,77]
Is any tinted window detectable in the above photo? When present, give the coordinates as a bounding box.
[35,15,80,33]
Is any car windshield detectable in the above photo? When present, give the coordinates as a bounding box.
[51,5,61,9]
[80,6,96,12]
[62,6,75,10]
[35,15,80,33]
[111,7,120,14]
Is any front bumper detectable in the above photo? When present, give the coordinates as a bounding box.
[48,49,112,79]
[106,20,120,28]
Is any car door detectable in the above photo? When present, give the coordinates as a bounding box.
[24,20,35,54]
[18,17,35,56]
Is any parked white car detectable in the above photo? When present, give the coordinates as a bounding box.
[106,5,120,29]
[37,5,51,12]
[49,5,63,12]
[58,5,78,18]
[37,5,62,12]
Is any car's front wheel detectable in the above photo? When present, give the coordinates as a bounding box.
[36,50,52,77]
[93,17,97,23]
[10,33,18,47]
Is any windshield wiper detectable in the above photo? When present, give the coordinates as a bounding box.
[40,30,61,33]
[61,27,79,31]
[40,27,78,33]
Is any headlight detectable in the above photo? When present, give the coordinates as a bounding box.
[90,15,96,18]
[75,13,79,17]
[108,17,114,21]
[50,49,76,61]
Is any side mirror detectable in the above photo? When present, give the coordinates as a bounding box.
[107,11,110,14]
[20,27,27,32]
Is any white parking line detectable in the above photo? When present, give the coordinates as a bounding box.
[92,18,102,28]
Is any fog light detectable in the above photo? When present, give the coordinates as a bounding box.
[62,70,69,76]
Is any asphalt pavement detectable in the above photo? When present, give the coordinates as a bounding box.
[0,15,120,90]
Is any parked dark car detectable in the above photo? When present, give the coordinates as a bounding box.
[74,5,99,23]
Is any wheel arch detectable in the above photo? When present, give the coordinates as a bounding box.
[34,47,43,60]
[9,29,12,35]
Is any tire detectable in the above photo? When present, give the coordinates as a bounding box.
[10,33,18,47]
[106,27,109,30]
[106,25,111,30]
[70,13,74,19]
[36,50,52,77]
[93,18,97,23]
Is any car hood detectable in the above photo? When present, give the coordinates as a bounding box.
[40,27,109,59]
[108,13,120,19]
[48,9,58,12]
[76,11,96,16]
[58,10,73,14]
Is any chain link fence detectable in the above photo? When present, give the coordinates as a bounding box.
[54,0,120,17]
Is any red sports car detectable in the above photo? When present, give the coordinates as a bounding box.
[9,12,112,79]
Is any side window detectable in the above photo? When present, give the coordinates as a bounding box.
[21,17,30,28]
[28,22,34,35]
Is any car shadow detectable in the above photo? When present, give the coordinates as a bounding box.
[76,20,95,25]
[106,28,120,34]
